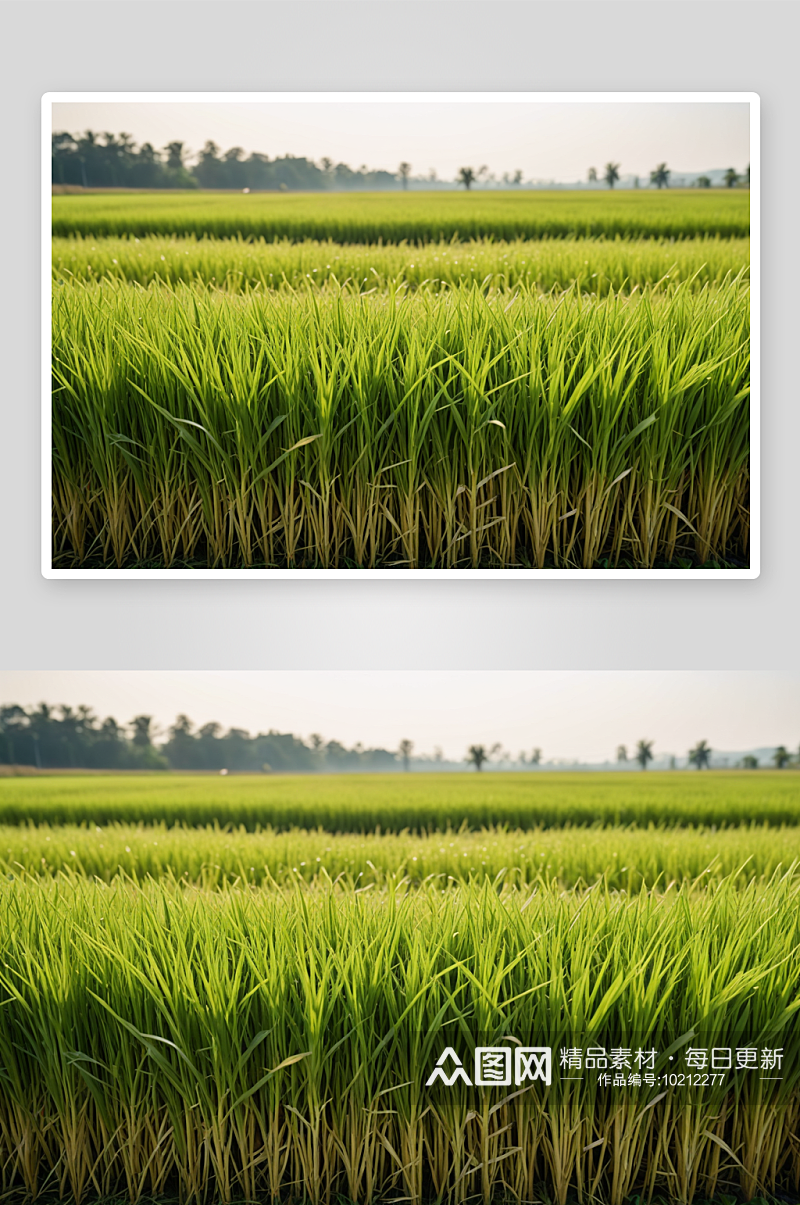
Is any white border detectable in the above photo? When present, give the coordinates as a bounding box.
[42,91,759,580]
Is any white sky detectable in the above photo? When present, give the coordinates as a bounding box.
[51,100,750,181]
[0,672,794,762]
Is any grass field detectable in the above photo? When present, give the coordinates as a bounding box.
[0,771,796,830]
[53,233,751,294]
[49,191,752,572]
[4,817,800,889]
[52,274,749,570]
[0,874,796,1205]
[51,189,751,242]
[1,765,797,1205]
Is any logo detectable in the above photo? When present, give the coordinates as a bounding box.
[426,1046,552,1087]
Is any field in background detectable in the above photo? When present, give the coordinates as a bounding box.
[52,188,751,242]
[1,770,796,830]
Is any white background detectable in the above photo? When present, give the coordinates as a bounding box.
[0,1,796,668]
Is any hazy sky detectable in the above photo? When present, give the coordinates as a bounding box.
[51,99,750,181]
[0,672,794,761]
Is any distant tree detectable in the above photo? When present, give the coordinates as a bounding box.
[604,162,621,189]
[688,740,712,770]
[513,169,523,185]
[616,744,628,763]
[745,163,750,186]
[724,167,739,188]
[650,163,670,189]
[773,745,791,768]
[632,176,640,189]
[587,166,598,183]
[164,141,187,171]
[467,744,488,771]
[458,166,476,190]
[741,754,759,769]
[530,747,542,766]
[635,739,654,770]
[397,162,411,189]
[695,175,711,188]
[398,738,414,771]
[130,715,154,747]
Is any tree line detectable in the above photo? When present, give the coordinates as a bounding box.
[0,704,398,774]
[52,131,400,192]
[586,163,750,190]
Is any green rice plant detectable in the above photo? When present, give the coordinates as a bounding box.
[2,771,796,833]
[52,233,751,295]
[51,189,751,243]
[51,274,750,570]
[0,874,796,1205]
[3,819,800,890]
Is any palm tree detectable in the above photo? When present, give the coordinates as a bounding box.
[604,162,621,189]
[587,167,598,184]
[398,738,414,772]
[467,744,488,771]
[397,162,411,190]
[650,163,670,189]
[724,167,739,189]
[688,740,712,770]
[458,166,476,190]
[616,744,628,763]
[773,746,791,768]
[635,739,654,770]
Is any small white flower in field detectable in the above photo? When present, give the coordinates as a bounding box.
[242,188,250,194]
[70,850,76,856]
[125,846,131,852]
[161,255,166,261]
[112,259,118,264]
[220,768,228,776]
[134,238,140,243]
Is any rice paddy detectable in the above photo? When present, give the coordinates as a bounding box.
[51,190,752,243]
[0,873,797,1205]
[0,766,796,1205]
[4,817,800,890]
[49,191,751,571]
[1,771,795,831]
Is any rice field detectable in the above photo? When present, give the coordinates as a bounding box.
[53,233,751,295]
[51,189,751,242]
[49,191,751,571]
[52,273,749,570]
[1,764,797,1205]
[0,874,796,1205]
[4,817,800,890]
[1,771,795,831]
